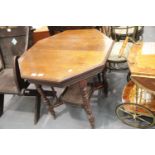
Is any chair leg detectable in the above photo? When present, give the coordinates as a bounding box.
[34,93,41,124]
[0,94,4,117]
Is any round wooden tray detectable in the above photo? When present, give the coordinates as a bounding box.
[122,80,155,114]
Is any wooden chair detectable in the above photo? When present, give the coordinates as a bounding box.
[0,26,55,124]
[107,26,143,71]
[111,26,144,41]
[107,37,134,71]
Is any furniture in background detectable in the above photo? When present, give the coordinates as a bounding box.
[0,26,31,116]
[116,42,155,128]
[102,26,111,37]
[32,26,50,43]
[48,26,103,35]
[110,26,144,41]
[0,26,56,124]
[107,37,133,71]
[32,26,107,43]
[18,29,114,128]
[106,26,144,71]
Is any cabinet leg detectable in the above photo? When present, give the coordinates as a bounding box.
[0,94,4,117]
[79,80,95,128]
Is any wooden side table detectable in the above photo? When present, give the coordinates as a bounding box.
[19,29,114,128]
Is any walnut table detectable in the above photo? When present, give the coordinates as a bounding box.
[18,29,114,128]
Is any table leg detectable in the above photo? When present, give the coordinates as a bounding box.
[51,87,64,107]
[79,80,95,128]
[35,84,56,118]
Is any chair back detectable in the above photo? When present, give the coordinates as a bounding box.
[118,36,129,58]
[0,26,30,68]
[111,26,143,41]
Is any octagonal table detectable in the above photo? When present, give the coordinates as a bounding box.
[19,29,114,128]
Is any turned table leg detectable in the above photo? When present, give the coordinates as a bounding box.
[79,80,95,128]
[51,87,64,107]
[35,84,56,118]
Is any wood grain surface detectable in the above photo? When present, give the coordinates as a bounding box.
[19,29,114,84]
[128,42,155,77]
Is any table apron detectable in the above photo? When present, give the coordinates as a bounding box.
[26,66,105,87]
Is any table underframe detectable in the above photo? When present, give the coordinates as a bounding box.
[33,71,107,128]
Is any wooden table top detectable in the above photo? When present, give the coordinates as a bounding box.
[19,29,114,86]
[128,42,155,78]
[128,42,155,93]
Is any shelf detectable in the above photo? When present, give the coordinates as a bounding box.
[61,83,93,105]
